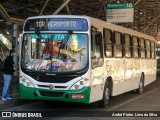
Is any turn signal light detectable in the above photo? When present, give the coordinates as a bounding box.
[83,78,89,81]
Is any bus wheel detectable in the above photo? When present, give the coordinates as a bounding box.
[98,82,110,108]
[135,75,144,94]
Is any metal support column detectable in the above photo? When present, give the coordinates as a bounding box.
[13,23,18,76]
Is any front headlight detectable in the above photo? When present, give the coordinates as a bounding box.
[21,77,34,88]
[70,78,89,90]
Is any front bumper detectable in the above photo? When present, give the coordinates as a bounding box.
[19,84,90,104]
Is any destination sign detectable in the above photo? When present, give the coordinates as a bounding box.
[24,18,88,31]
[29,33,82,41]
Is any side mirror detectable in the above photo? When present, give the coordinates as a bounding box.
[95,33,102,45]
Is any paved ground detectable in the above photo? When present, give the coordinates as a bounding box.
[0,77,160,120]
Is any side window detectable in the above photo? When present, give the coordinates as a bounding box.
[132,36,139,58]
[103,29,113,57]
[124,34,131,58]
[140,38,145,58]
[91,31,102,58]
[114,32,123,57]
[146,40,151,58]
[151,41,155,58]
[91,29,103,68]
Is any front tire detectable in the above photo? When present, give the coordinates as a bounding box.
[98,82,110,108]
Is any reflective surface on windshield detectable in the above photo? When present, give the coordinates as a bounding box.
[22,33,88,72]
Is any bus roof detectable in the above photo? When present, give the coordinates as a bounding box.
[25,15,155,42]
[26,15,90,20]
[89,17,155,42]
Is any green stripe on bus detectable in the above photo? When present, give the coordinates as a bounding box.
[19,84,90,104]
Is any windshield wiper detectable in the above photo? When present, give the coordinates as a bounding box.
[57,31,73,57]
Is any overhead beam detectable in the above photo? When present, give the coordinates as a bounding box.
[96,2,105,18]
[64,0,71,14]
[7,2,43,12]
[65,5,71,15]
[143,14,160,31]
[39,0,50,15]
[53,0,71,15]
[27,8,39,13]
[134,0,142,6]
[0,4,24,24]
[75,1,102,6]
[0,4,9,21]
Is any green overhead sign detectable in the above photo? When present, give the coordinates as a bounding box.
[106,3,134,23]
[106,3,133,9]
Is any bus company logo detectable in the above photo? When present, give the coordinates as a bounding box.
[2,112,11,117]
[49,84,54,89]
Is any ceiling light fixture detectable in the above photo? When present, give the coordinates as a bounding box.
[6,31,10,34]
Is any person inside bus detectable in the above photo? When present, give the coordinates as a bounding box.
[42,41,60,60]
[42,41,52,60]
[1,50,19,101]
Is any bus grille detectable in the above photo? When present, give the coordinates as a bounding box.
[28,74,77,83]
[39,91,64,97]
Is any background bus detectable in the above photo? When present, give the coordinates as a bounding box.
[19,15,156,108]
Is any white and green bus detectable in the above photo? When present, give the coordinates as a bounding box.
[19,15,156,107]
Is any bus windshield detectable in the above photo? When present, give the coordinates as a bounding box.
[22,33,88,73]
